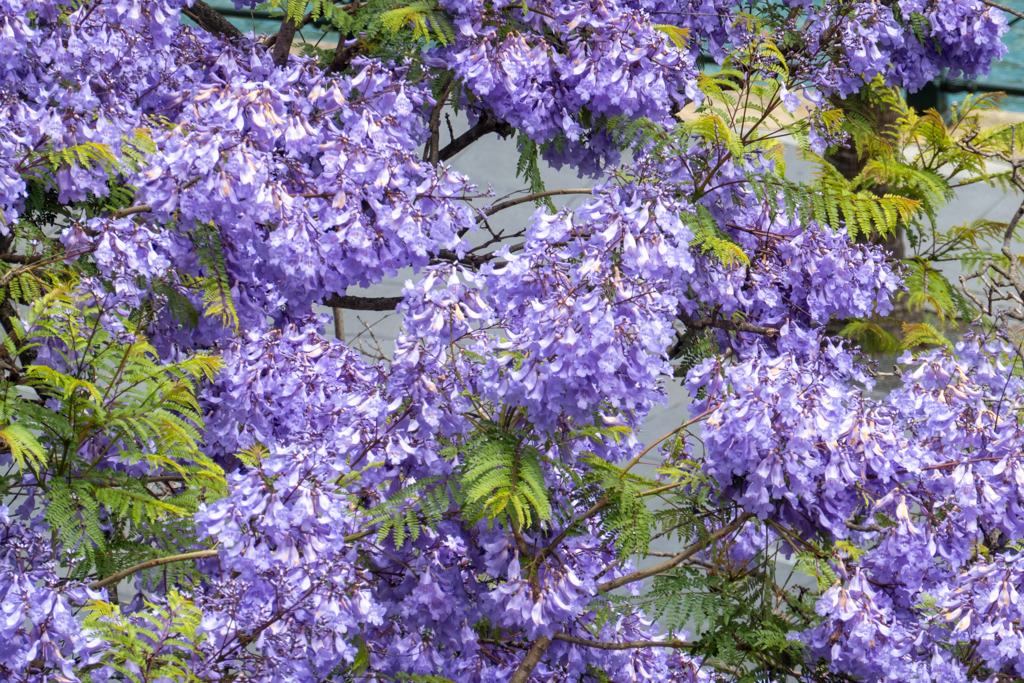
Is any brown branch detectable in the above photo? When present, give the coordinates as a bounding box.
[0,249,94,290]
[112,182,200,219]
[0,254,43,265]
[270,0,360,48]
[94,474,187,488]
[981,0,1024,21]
[552,633,693,651]
[536,497,609,566]
[263,11,314,47]
[596,512,754,593]
[182,0,244,40]
[481,189,593,219]
[426,75,456,165]
[89,550,219,590]
[507,635,552,683]
[113,204,153,219]
[322,294,404,311]
[432,249,493,268]
[438,111,513,162]
[678,310,778,337]
[325,40,365,76]
[272,14,299,67]
[145,475,186,483]
[344,529,374,543]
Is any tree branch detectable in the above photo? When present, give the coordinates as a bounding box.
[432,248,493,268]
[536,497,609,565]
[426,74,456,165]
[272,14,299,67]
[480,189,593,219]
[678,310,779,337]
[182,0,244,40]
[0,254,43,265]
[552,633,693,650]
[322,294,404,311]
[89,550,219,590]
[325,40,365,76]
[981,0,1024,22]
[263,11,314,47]
[113,204,153,219]
[596,512,754,593]
[507,635,552,683]
[438,111,513,162]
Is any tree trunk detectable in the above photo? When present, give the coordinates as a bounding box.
[825,94,905,259]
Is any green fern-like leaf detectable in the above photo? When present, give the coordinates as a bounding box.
[839,320,903,355]
[580,456,656,558]
[378,0,453,44]
[365,475,450,547]
[6,283,227,581]
[453,424,551,531]
[83,591,206,683]
[682,204,748,266]
[901,321,952,349]
[191,224,238,330]
[515,134,553,210]
[653,24,690,50]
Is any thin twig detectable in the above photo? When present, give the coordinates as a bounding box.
[479,189,593,220]
[426,75,456,165]
[981,0,1024,22]
[596,512,754,593]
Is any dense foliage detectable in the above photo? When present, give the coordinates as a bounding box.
[1,0,1023,681]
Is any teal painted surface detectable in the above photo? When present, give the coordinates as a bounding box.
[947,0,1024,112]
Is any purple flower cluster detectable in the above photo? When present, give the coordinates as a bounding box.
[0,0,1021,679]
[389,182,700,436]
[694,333,1024,679]
[808,0,1009,96]
[627,0,1006,100]
[192,324,396,680]
[432,0,698,174]
[0,0,480,344]
[476,185,695,431]
[0,506,100,683]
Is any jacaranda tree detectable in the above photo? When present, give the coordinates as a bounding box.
[1,0,1023,680]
